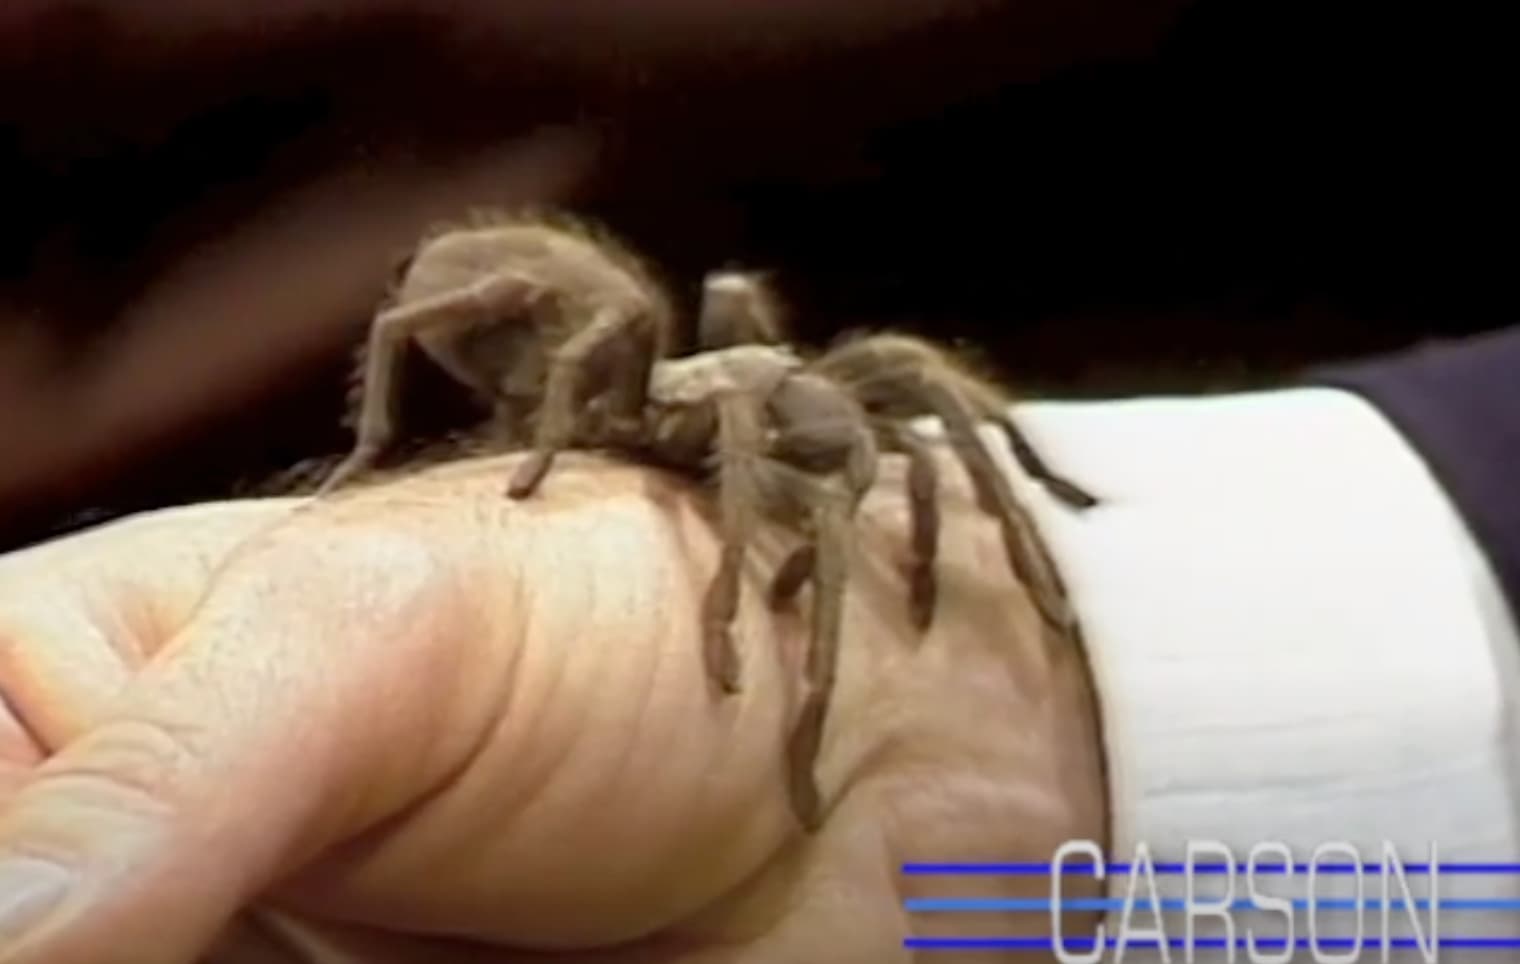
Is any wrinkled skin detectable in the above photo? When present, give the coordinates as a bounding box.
[0,452,1108,963]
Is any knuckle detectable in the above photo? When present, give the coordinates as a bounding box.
[41,717,207,821]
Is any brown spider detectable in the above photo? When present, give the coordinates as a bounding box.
[323,211,1096,830]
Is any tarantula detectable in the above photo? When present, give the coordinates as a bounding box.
[321,210,1097,830]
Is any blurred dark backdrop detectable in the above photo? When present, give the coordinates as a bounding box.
[1,0,1515,552]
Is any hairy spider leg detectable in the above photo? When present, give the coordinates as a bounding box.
[810,335,1078,630]
[697,271,788,350]
[785,493,852,832]
[995,415,1099,509]
[754,376,878,831]
[814,333,1099,510]
[767,544,816,610]
[882,423,942,632]
[319,271,541,495]
[700,391,772,694]
[925,359,1098,508]
[507,300,663,498]
[917,378,1075,633]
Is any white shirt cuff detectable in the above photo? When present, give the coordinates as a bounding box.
[999,388,1520,955]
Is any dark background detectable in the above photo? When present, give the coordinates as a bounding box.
[1,0,1515,552]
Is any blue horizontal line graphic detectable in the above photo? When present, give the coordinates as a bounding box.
[904,862,1520,875]
[906,897,1520,912]
[905,937,1520,951]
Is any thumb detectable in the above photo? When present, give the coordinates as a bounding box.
[0,517,498,964]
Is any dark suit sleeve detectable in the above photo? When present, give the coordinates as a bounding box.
[1311,327,1520,617]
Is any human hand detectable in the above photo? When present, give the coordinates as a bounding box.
[0,452,1107,963]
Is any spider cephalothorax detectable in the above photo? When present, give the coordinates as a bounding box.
[319,209,677,495]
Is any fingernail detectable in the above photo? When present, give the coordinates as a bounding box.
[0,856,70,941]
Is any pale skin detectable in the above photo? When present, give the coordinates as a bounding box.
[0,451,1108,963]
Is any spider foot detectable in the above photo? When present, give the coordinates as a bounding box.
[1043,475,1099,511]
[315,447,378,497]
[785,691,828,833]
[703,622,743,695]
[507,451,555,499]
